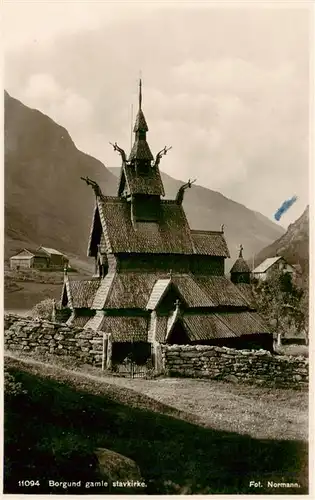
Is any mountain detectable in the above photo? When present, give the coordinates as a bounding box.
[4,91,117,260]
[252,206,309,277]
[5,91,284,268]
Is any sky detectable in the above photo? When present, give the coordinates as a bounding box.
[3,0,312,228]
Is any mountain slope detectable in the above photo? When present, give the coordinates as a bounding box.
[5,92,284,267]
[253,206,309,276]
[5,91,117,259]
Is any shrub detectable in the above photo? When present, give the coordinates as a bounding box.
[31,298,55,320]
[4,371,27,398]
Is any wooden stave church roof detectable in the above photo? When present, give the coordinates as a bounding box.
[118,163,165,196]
[88,197,230,257]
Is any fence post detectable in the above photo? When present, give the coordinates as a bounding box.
[153,342,164,374]
[106,333,112,370]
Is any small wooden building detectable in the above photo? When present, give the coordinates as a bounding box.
[10,248,49,270]
[252,256,295,282]
[60,81,273,365]
[38,246,69,268]
[10,246,69,270]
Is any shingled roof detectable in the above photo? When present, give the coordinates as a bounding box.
[133,108,148,132]
[128,139,154,162]
[104,273,157,309]
[98,315,148,342]
[252,256,283,274]
[191,230,230,257]
[11,248,49,259]
[68,279,101,308]
[83,271,251,311]
[97,198,194,254]
[183,314,237,341]
[182,311,269,342]
[230,257,251,273]
[235,283,257,308]
[119,163,164,196]
[71,316,92,328]
[194,276,249,307]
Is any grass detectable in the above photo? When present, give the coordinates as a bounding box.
[4,354,308,495]
[275,344,309,357]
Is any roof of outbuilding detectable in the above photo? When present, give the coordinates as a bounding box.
[11,248,49,258]
[40,246,66,256]
[252,256,282,274]
[10,254,34,260]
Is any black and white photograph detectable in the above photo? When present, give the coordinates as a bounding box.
[3,0,311,495]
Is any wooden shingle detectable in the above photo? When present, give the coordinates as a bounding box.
[191,230,230,258]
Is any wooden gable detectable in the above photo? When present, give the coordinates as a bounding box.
[14,249,35,258]
[88,204,104,257]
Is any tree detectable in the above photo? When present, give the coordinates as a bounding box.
[252,270,308,342]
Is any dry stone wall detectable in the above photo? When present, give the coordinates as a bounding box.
[4,315,308,389]
[161,345,308,389]
[4,314,104,365]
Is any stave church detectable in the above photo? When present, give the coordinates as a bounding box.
[60,81,273,365]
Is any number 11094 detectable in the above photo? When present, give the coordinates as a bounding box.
[18,480,40,487]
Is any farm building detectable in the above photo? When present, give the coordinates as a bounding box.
[10,246,68,270]
[60,81,273,366]
[10,248,50,270]
[38,246,69,268]
[252,256,295,282]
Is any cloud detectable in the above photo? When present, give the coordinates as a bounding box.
[4,4,310,226]
[21,73,93,138]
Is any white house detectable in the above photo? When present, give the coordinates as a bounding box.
[252,256,295,282]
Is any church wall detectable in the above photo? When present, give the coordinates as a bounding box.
[117,253,191,273]
[116,253,225,275]
[190,256,225,275]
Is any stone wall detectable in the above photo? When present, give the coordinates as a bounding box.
[4,314,105,366]
[161,344,308,389]
[4,315,309,389]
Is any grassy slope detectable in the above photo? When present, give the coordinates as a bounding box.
[4,355,308,495]
[4,260,93,310]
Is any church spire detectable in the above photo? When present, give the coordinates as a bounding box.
[129,79,153,161]
[117,79,165,200]
[139,78,142,110]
